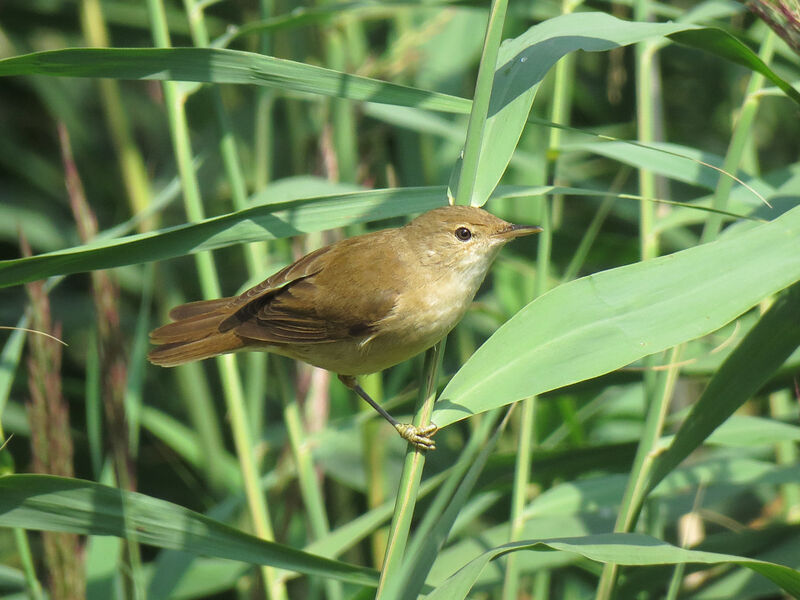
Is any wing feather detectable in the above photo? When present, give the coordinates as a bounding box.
[224,234,403,345]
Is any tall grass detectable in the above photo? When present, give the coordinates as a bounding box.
[1,1,799,599]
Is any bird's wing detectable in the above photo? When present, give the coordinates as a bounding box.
[222,237,401,344]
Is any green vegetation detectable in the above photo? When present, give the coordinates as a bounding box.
[1,0,799,598]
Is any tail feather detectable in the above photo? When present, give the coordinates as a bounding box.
[148,332,245,366]
[149,302,245,367]
[150,311,228,344]
[169,297,233,320]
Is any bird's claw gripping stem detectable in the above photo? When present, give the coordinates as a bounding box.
[395,422,438,451]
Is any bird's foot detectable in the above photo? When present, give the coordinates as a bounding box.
[395,422,438,451]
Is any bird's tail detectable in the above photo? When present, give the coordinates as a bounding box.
[148,298,245,367]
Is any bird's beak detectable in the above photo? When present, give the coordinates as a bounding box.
[493,224,543,240]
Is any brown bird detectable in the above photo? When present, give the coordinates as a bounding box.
[149,205,541,450]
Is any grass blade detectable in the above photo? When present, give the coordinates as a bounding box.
[0,474,379,587]
[425,533,800,599]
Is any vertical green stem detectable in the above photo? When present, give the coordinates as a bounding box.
[217,353,285,600]
[665,29,777,595]
[502,394,537,600]
[596,3,663,593]
[13,526,44,600]
[146,2,284,598]
[701,29,775,243]
[253,0,274,192]
[324,27,358,183]
[183,0,271,452]
[770,389,800,519]
[636,40,659,262]
[79,0,154,231]
[182,0,264,274]
[0,331,44,600]
[388,408,507,600]
[376,342,444,598]
[504,0,572,584]
[454,0,509,206]
[282,392,343,600]
[596,345,684,600]
[503,196,551,599]
[361,372,389,567]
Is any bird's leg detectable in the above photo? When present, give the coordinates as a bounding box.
[338,374,438,451]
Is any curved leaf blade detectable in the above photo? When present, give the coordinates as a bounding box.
[466,12,800,206]
[426,533,800,600]
[470,13,708,206]
[434,204,800,426]
[0,475,378,587]
[0,187,447,288]
[0,47,469,114]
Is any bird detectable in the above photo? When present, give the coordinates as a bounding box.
[149,204,541,450]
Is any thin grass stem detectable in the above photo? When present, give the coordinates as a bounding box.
[454,0,509,206]
[282,392,344,600]
[597,5,664,593]
[13,527,44,600]
[146,1,284,597]
[325,28,358,183]
[253,0,275,192]
[503,12,571,587]
[701,29,776,243]
[79,0,154,232]
[361,372,389,567]
[375,342,444,598]
[596,344,684,600]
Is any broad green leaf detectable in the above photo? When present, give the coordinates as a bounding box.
[434,204,800,427]
[144,468,449,596]
[0,47,469,114]
[468,13,711,206]
[459,12,800,206]
[0,187,447,288]
[427,514,611,587]
[425,533,800,600]
[645,281,800,495]
[0,475,379,587]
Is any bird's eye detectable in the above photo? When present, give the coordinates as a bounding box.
[454,227,472,241]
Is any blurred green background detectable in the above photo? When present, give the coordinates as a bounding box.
[1,0,799,599]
